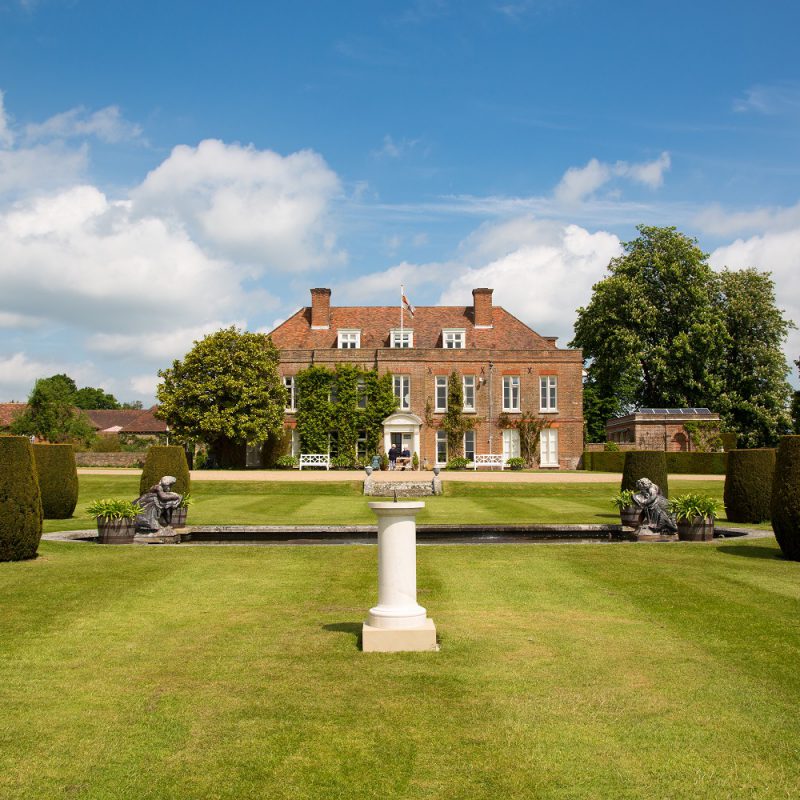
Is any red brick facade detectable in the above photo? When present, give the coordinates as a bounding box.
[269,288,585,468]
[605,410,720,452]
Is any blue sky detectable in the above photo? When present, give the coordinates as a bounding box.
[1,0,799,402]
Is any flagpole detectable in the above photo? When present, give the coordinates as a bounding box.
[400,284,404,339]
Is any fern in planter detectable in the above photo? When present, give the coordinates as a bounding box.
[669,493,722,541]
[610,489,635,511]
[86,499,139,519]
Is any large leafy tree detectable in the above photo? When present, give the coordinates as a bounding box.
[11,376,96,445]
[156,327,287,465]
[572,226,794,447]
[571,226,727,414]
[73,386,120,410]
[715,268,793,447]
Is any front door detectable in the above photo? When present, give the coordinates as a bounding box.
[502,429,520,461]
[391,432,413,452]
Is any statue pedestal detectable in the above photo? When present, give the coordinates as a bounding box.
[362,501,438,652]
[134,526,180,544]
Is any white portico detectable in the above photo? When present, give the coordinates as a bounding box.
[382,411,423,457]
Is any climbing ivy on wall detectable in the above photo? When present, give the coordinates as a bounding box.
[498,409,551,467]
[441,371,477,458]
[295,365,396,461]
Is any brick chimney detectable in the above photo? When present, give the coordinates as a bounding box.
[310,287,331,329]
[472,288,493,329]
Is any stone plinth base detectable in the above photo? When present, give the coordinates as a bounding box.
[134,527,180,544]
[362,618,438,652]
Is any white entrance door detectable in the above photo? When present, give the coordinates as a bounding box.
[502,429,520,462]
[540,428,558,467]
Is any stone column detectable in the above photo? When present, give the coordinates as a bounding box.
[362,501,438,652]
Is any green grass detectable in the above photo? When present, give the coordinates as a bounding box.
[46,475,755,533]
[1,538,798,799]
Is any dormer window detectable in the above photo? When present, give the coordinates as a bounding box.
[390,329,413,348]
[442,328,465,349]
[337,329,361,349]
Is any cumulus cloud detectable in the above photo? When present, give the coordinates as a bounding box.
[0,141,88,195]
[695,201,800,237]
[25,105,143,144]
[0,90,14,148]
[554,152,671,203]
[130,139,344,269]
[0,352,96,401]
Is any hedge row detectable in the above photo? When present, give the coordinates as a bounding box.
[772,436,800,561]
[33,443,78,519]
[583,450,728,474]
[724,449,775,523]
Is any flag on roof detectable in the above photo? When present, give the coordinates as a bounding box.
[401,288,415,317]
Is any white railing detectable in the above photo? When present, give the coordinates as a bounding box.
[472,454,506,470]
[299,453,330,470]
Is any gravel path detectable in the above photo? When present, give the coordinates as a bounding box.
[77,468,724,484]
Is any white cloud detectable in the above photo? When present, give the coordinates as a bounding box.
[25,105,143,144]
[0,311,42,328]
[0,90,14,148]
[733,83,800,115]
[0,142,88,195]
[130,139,344,269]
[372,134,422,159]
[554,158,611,203]
[129,373,161,397]
[0,352,96,400]
[710,231,800,365]
[695,201,800,237]
[554,152,671,203]
[440,220,622,341]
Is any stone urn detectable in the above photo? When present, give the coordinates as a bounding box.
[171,508,188,528]
[96,517,136,544]
[620,506,642,528]
[677,516,714,542]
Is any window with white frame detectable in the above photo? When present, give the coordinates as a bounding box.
[290,428,300,456]
[390,329,413,348]
[464,430,476,462]
[463,375,475,411]
[436,430,448,464]
[502,375,520,411]
[540,428,559,467]
[357,378,367,409]
[393,375,411,410]
[540,375,557,412]
[502,428,520,461]
[435,376,448,411]
[283,376,296,412]
[337,329,361,349]
[442,328,465,349]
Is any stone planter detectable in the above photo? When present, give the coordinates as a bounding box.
[677,516,714,542]
[171,508,188,528]
[96,517,136,544]
[619,506,642,528]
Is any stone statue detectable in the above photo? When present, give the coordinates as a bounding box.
[134,475,182,533]
[632,477,677,534]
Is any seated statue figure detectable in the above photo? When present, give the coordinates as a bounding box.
[134,475,182,532]
[632,477,677,534]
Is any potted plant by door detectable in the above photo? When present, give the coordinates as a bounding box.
[611,489,641,528]
[87,499,139,544]
[171,493,192,528]
[669,494,722,541]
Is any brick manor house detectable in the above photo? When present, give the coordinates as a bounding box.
[268,288,584,469]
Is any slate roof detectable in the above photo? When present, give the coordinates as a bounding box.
[0,402,27,428]
[1,403,167,434]
[83,409,147,431]
[269,305,556,350]
[120,407,168,434]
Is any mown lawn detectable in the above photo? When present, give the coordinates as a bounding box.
[45,474,749,533]
[1,537,798,799]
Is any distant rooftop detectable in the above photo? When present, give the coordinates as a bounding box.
[637,408,712,415]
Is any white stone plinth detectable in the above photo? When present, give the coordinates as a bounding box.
[363,501,438,652]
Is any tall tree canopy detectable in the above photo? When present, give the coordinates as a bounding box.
[11,376,96,445]
[571,225,794,447]
[156,327,287,463]
[73,386,120,410]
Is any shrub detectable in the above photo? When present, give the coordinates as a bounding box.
[412,451,419,470]
[139,446,191,496]
[724,449,776,523]
[0,436,43,561]
[603,441,620,452]
[669,493,722,521]
[771,436,800,561]
[720,432,738,451]
[445,457,470,470]
[622,450,669,497]
[505,457,525,470]
[33,443,78,519]
[331,454,357,470]
[275,454,299,469]
[665,452,727,474]
[91,435,122,453]
[86,499,139,519]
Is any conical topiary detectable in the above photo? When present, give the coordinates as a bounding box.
[33,443,79,519]
[771,436,800,561]
[621,450,669,497]
[0,436,44,561]
[139,445,191,496]
[724,448,775,523]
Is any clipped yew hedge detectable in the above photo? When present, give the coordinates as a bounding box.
[139,446,191,496]
[621,450,669,497]
[724,449,775,523]
[33,443,79,519]
[0,436,43,561]
[771,436,800,561]
[583,450,727,474]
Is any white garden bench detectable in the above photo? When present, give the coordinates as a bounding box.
[299,453,330,470]
[472,454,506,470]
